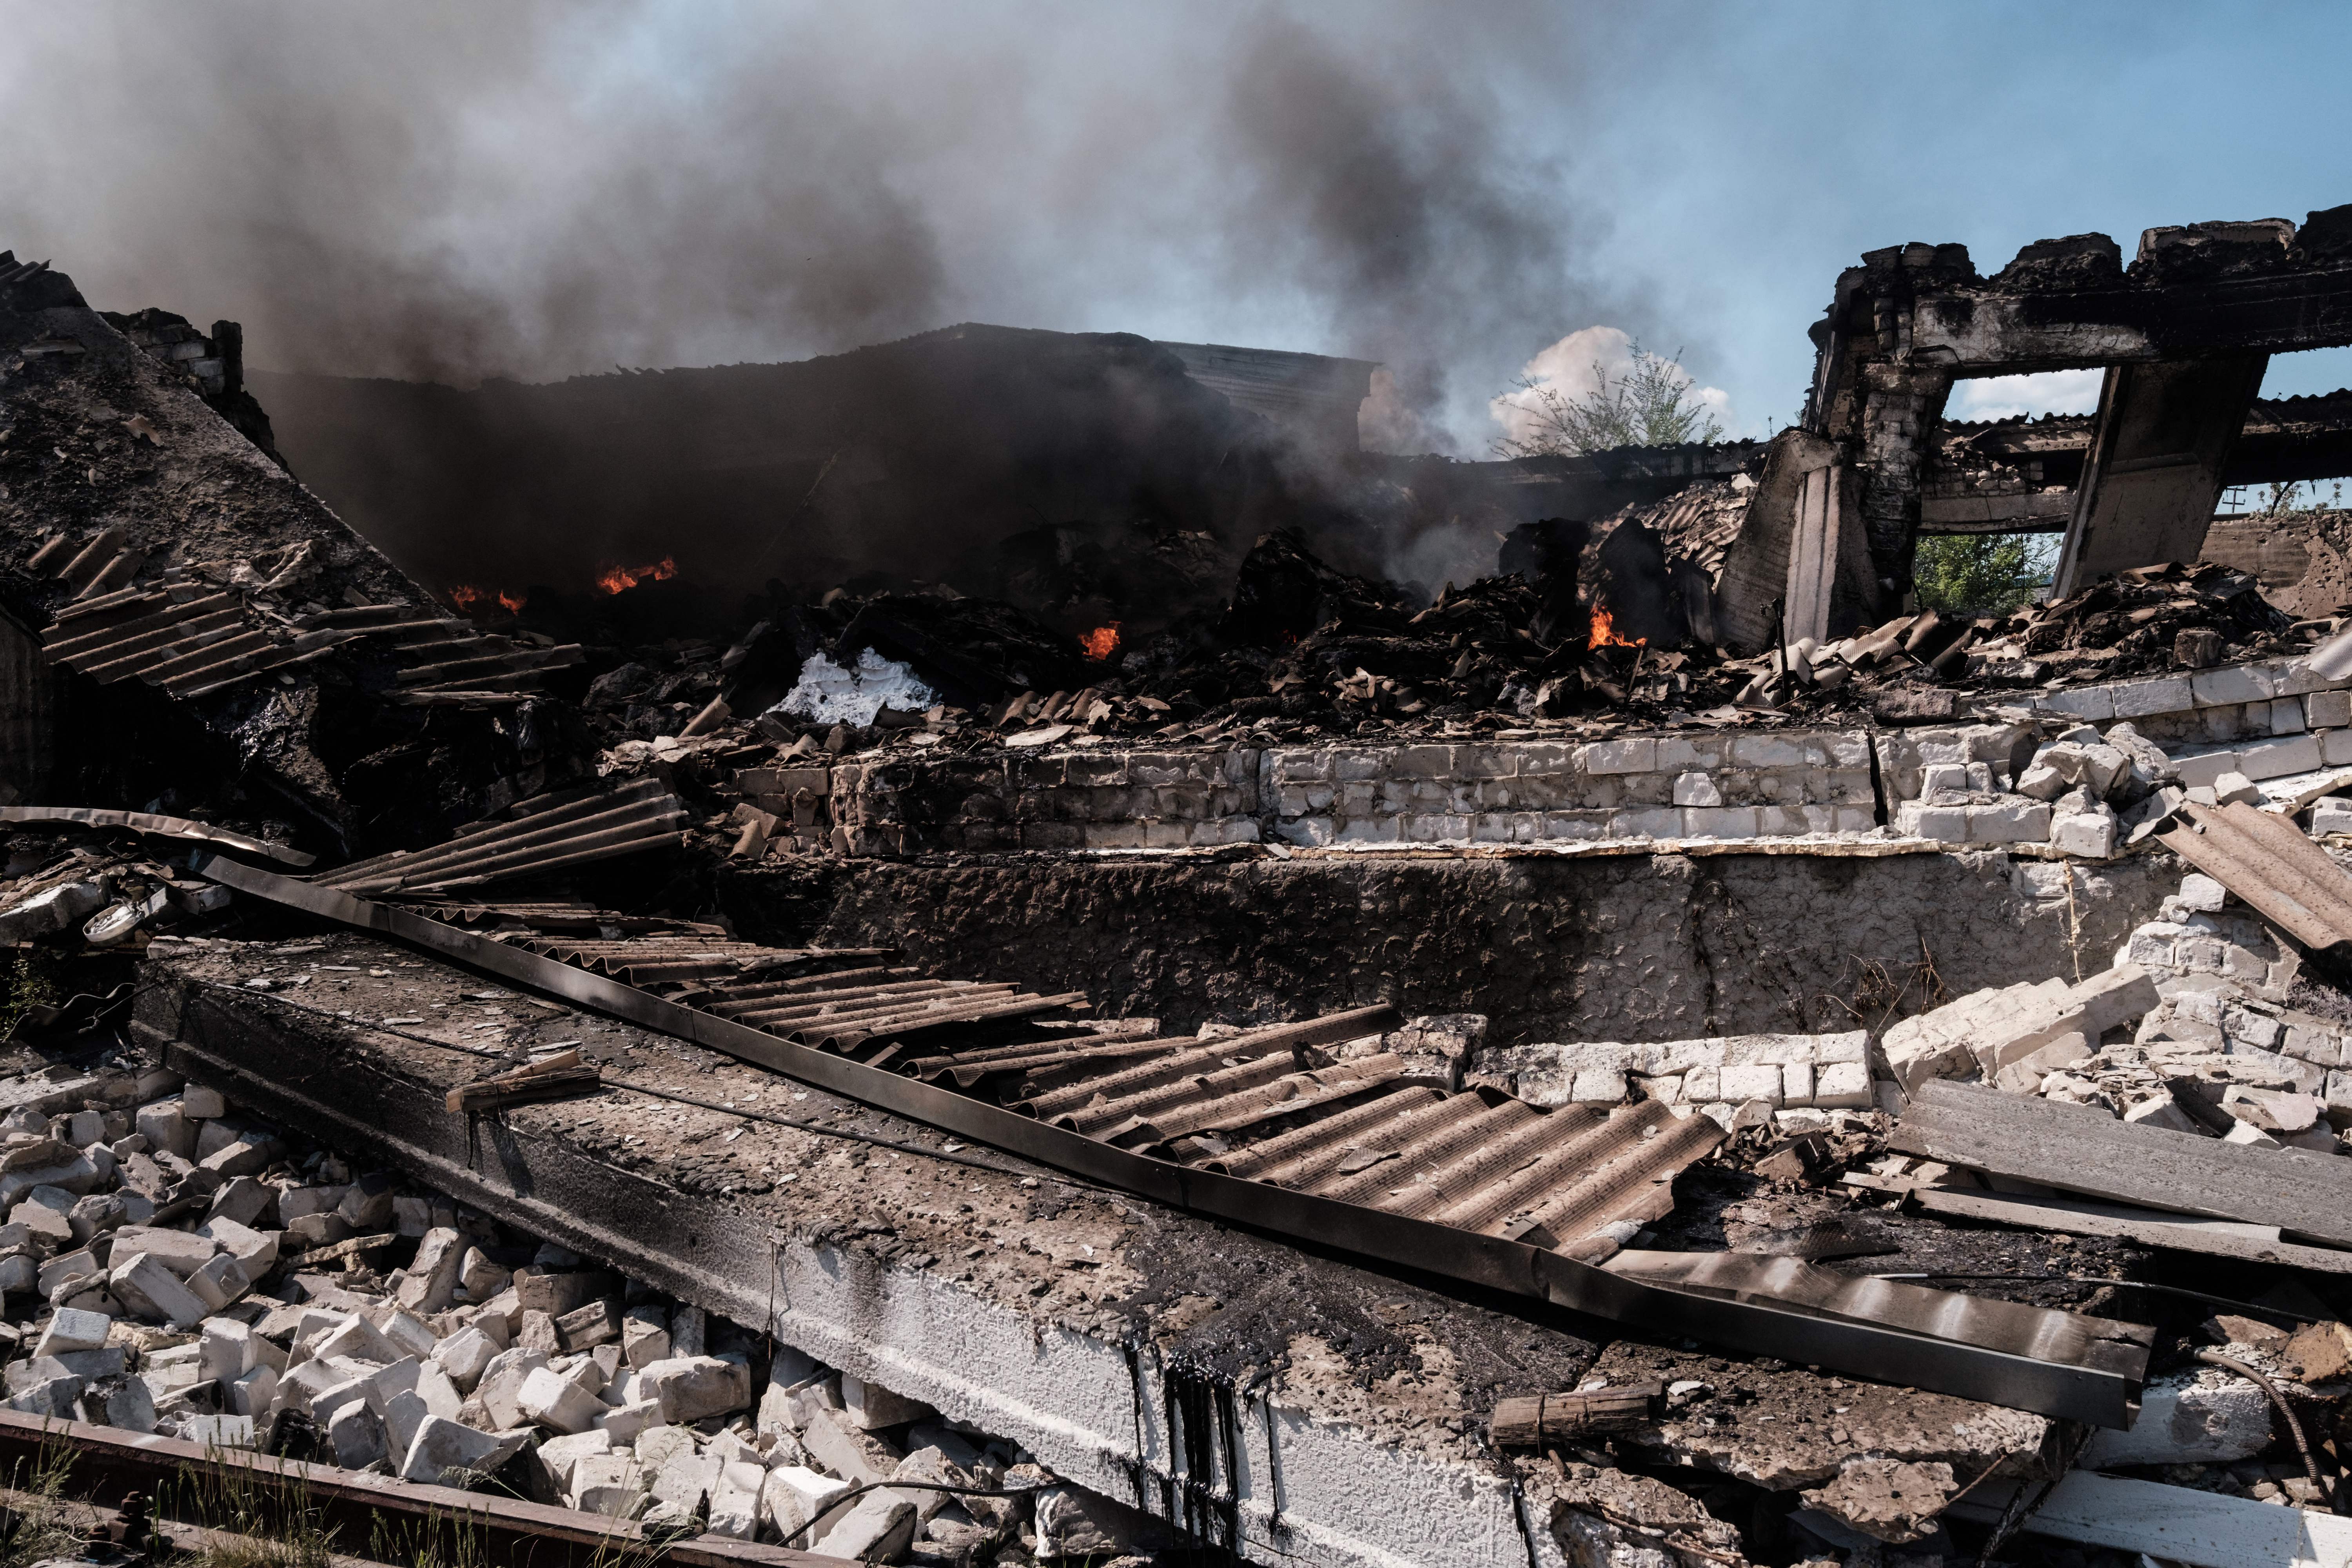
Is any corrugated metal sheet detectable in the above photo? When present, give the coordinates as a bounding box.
[29,543,578,706]
[316,779,689,894]
[2156,800,2352,953]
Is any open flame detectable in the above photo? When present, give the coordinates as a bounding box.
[1080,622,1122,661]
[450,584,527,615]
[597,557,678,595]
[1586,604,1645,651]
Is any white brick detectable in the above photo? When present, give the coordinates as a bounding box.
[1670,771,1722,808]
[1567,1069,1626,1106]
[1719,1065,1784,1106]
[2037,685,2115,721]
[1579,739,1655,775]
[1681,806,1760,840]
[1965,800,2052,843]
[1780,1062,1815,1107]
[2191,666,2275,707]
[1813,1062,1871,1108]
[2308,690,2352,729]
[2238,732,2324,779]
[2049,809,2116,858]
[2112,677,2194,717]
[1894,802,1968,842]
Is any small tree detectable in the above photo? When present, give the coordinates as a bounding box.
[1913,531,2059,616]
[1492,341,1725,457]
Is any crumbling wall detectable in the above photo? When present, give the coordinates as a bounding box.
[722,848,2174,1042]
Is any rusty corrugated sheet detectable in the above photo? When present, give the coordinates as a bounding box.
[882,1005,1724,1259]
[316,780,689,894]
[32,547,577,706]
[2156,799,2352,953]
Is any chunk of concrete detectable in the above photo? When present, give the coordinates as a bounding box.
[314,1314,401,1366]
[35,1306,113,1358]
[841,1371,935,1431]
[197,1216,278,1276]
[639,1354,750,1424]
[817,1492,916,1561]
[396,1228,467,1315]
[109,1252,209,1326]
[597,1397,661,1445]
[227,1365,279,1421]
[2080,1370,2273,1465]
[457,1247,510,1301]
[650,1448,722,1518]
[802,1406,905,1486]
[329,1401,387,1470]
[620,1304,670,1369]
[431,1325,499,1392]
[399,1415,532,1485]
[532,1428,615,1500]
[764,1465,855,1545]
[517,1365,604,1434]
[185,1252,251,1313]
[133,1102,195,1161]
[707,1459,766,1541]
[1033,1484,1151,1559]
[108,1225,216,1278]
[569,1451,647,1517]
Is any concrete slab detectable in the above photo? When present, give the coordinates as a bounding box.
[134,933,1607,1568]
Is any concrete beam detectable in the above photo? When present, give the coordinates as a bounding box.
[2051,355,2268,596]
[131,936,1605,1568]
[1910,265,2352,372]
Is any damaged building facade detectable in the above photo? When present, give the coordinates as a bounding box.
[2,206,2352,1568]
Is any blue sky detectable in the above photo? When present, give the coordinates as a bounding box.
[4,2,2348,450]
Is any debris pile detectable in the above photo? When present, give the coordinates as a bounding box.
[0,1049,1113,1561]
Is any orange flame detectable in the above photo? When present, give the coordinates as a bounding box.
[1080,622,1122,661]
[450,584,527,615]
[597,557,678,595]
[1586,605,1646,651]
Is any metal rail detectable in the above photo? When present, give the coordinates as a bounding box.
[0,1408,834,1566]
[192,851,2153,1426]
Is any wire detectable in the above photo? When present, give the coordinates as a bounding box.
[182,976,1114,1194]
[1865,1270,2311,1325]
[770,1477,1055,1548]
[2196,1350,2334,1514]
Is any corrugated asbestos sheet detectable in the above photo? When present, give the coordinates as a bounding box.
[372,890,1725,1261]
[895,1007,1721,1258]
[315,780,690,894]
[29,530,579,706]
[2157,799,2352,954]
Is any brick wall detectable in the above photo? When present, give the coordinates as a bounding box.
[819,731,1880,855]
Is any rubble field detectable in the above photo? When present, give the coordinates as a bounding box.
[11,210,2352,1568]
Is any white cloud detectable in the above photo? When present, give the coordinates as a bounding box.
[1487,327,1731,449]
[1945,368,2104,424]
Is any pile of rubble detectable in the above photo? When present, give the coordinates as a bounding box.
[1879,864,2352,1151]
[0,1051,1136,1562]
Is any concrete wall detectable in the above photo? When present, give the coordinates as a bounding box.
[724,847,2178,1044]
[817,730,1881,857]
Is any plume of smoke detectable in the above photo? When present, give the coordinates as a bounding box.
[0,2,1630,450]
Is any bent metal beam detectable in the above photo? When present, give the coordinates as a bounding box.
[189,851,2153,1427]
